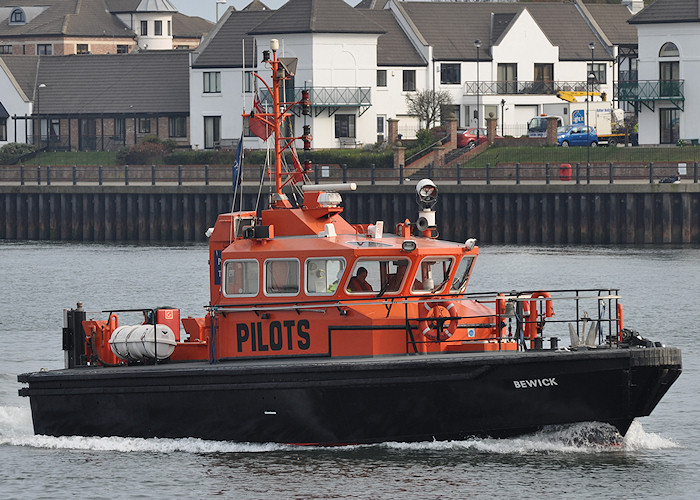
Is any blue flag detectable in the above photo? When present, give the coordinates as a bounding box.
[232,134,243,186]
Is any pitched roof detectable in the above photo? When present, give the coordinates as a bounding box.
[585,4,637,45]
[0,55,39,99]
[365,10,425,67]
[243,0,272,11]
[193,10,272,68]
[0,0,133,37]
[629,0,700,24]
[105,0,177,13]
[21,52,191,114]
[172,12,213,38]
[400,1,615,61]
[248,0,385,35]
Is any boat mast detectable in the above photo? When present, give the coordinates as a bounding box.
[245,39,312,207]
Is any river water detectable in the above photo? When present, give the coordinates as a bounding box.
[1,242,698,499]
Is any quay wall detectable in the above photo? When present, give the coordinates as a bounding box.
[1,184,699,245]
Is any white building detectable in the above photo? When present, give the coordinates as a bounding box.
[189,0,639,149]
[629,0,695,145]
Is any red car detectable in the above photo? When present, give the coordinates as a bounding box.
[457,128,492,149]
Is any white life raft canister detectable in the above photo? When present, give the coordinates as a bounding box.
[109,324,177,362]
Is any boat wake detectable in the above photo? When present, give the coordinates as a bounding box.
[0,405,677,455]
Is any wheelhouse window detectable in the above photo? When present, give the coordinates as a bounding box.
[377,69,387,87]
[224,260,259,297]
[334,114,356,138]
[450,256,475,293]
[306,258,346,295]
[411,257,454,294]
[440,63,460,85]
[347,259,410,295]
[203,72,221,93]
[265,259,300,295]
[403,70,416,91]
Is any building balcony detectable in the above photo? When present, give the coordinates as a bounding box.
[259,87,372,116]
[463,80,601,96]
[614,80,684,111]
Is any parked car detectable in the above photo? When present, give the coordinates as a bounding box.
[457,128,489,149]
[557,125,598,147]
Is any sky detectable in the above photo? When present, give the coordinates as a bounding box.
[171,0,359,22]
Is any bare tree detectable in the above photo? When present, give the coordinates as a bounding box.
[405,90,453,130]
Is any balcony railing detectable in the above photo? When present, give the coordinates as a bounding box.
[615,80,684,111]
[464,80,601,96]
[259,87,372,115]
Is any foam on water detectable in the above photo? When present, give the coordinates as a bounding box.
[0,405,678,455]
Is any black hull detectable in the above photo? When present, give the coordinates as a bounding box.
[18,347,681,445]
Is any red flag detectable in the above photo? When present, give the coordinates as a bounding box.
[249,96,272,140]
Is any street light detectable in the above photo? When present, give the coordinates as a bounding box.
[37,83,46,149]
[501,98,506,136]
[587,42,595,171]
[474,39,481,145]
[216,0,227,22]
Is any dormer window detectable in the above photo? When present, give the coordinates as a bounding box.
[10,8,26,25]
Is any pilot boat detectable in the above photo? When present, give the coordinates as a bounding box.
[18,41,681,445]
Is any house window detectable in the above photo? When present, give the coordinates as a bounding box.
[335,114,356,138]
[114,118,125,140]
[154,20,162,36]
[265,259,300,295]
[77,44,89,54]
[203,72,221,93]
[534,63,554,93]
[10,8,26,24]
[37,44,52,55]
[587,63,606,84]
[204,116,221,149]
[377,115,385,143]
[377,69,387,87]
[168,117,186,138]
[243,116,255,137]
[167,21,171,36]
[117,45,128,54]
[659,42,679,58]
[1,118,7,141]
[660,108,679,144]
[138,118,151,134]
[140,20,148,36]
[440,63,460,85]
[402,70,416,91]
[497,63,517,94]
[244,71,254,93]
[175,45,190,50]
[0,45,12,54]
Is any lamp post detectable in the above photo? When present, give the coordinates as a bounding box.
[474,39,481,145]
[37,83,46,149]
[216,0,227,21]
[587,42,595,169]
[501,98,506,136]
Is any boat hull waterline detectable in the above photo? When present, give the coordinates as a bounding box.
[19,347,681,444]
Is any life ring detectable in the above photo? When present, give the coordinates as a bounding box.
[419,301,458,341]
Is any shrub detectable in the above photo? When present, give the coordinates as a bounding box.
[0,142,37,164]
[116,136,176,164]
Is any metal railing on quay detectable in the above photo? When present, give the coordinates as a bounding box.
[1,158,699,186]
